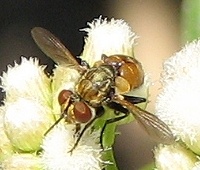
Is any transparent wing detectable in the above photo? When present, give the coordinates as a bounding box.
[133,106,174,144]
[113,97,175,144]
[31,27,80,67]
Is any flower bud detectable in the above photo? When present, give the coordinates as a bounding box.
[1,57,55,152]
[1,57,51,106]
[81,17,138,66]
[1,154,42,170]
[0,107,13,161]
[154,144,197,170]
[4,98,54,151]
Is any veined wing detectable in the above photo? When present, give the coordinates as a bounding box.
[31,27,80,67]
[113,97,175,144]
[133,105,174,144]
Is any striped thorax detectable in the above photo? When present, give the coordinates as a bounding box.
[76,65,115,107]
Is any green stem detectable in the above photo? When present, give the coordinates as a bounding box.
[93,107,135,170]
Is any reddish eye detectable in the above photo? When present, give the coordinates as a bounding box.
[58,90,73,105]
[73,101,92,123]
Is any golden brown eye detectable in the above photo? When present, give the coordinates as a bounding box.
[73,101,92,123]
[58,89,73,105]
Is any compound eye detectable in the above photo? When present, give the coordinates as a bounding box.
[58,90,73,105]
[73,101,92,123]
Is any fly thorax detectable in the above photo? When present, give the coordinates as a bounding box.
[76,65,115,107]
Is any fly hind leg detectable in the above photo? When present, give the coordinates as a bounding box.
[100,96,146,148]
[100,112,128,149]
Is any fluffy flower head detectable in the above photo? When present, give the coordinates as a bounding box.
[156,40,200,154]
[42,125,103,170]
[81,17,138,66]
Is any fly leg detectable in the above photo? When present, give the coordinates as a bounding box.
[100,112,128,149]
[100,100,131,149]
[69,106,105,153]
[100,96,146,148]
[73,123,81,138]
[44,114,65,136]
[44,94,73,136]
[44,101,72,136]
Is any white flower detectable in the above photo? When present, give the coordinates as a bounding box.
[42,125,103,170]
[154,144,197,170]
[81,16,138,66]
[155,40,200,154]
[1,57,51,105]
[1,57,54,152]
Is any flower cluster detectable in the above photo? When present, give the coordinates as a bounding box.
[154,40,200,169]
[0,17,141,169]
